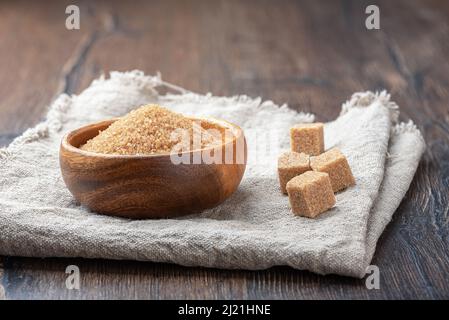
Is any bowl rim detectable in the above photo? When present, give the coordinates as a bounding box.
[61,116,245,159]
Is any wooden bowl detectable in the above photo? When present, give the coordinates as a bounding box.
[60,117,247,219]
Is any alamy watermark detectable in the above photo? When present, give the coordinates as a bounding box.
[365,5,380,30]
[65,265,80,290]
[365,265,380,290]
[65,5,80,30]
[169,122,246,165]
[64,4,379,31]
[166,121,285,167]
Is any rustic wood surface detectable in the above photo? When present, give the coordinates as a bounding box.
[0,0,448,299]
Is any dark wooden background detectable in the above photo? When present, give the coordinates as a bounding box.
[0,0,448,300]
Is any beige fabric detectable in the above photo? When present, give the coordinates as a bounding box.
[0,71,425,278]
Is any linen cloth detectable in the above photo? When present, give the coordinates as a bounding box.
[0,71,425,278]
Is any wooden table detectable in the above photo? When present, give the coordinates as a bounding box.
[0,0,448,300]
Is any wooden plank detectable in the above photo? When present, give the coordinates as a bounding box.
[1,257,388,300]
[371,0,449,299]
[0,0,97,138]
[0,0,448,299]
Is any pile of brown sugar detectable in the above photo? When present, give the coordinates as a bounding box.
[81,105,221,155]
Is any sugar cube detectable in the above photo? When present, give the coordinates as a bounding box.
[290,123,324,156]
[278,152,310,194]
[310,148,355,192]
[286,171,336,218]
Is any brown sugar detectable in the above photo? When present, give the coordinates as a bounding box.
[310,148,355,192]
[80,105,221,155]
[290,123,324,156]
[286,171,336,218]
[278,152,310,194]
